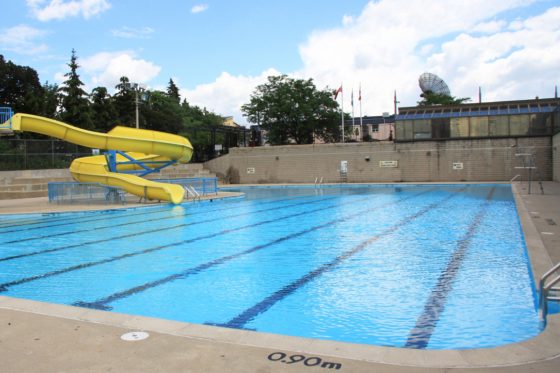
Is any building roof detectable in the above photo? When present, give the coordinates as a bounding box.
[397,97,559,121]
[345,115,395,126]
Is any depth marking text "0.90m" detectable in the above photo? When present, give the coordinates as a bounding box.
[267,352,342,370]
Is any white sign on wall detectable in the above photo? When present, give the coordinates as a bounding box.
[379,160,398,168]
[452,162,464,170]
[340,160,348,173]
[247,167,255,174]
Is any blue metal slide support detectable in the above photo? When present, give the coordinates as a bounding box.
[104,150,176,176]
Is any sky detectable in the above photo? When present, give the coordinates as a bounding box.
[1,0,559,125]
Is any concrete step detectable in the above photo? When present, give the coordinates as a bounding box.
[11,177,73,185]
[0,190,47,200]
[0,184,49,192]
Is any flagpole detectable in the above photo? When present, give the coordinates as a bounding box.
[359,83,363,141]
[341,84,344,143]
[351,89,355,140]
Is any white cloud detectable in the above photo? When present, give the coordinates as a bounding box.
[111,26,154,39]
[76,0,556,125]
[180,68,280,122]
[0,25,48,55]
[27,0,111,21]
[191,4,208,14]
[67,51,161,90]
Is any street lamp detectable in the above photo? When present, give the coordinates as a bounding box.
[125,82,146,129]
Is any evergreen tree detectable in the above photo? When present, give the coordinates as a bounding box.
[114,76,135,126]
[91,87,119,132]
[166,78,180,103]
[41,81,59,119]
[59,49,94,129]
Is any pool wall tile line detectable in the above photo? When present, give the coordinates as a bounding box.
[73,189,435,310]
[212,188,465,330]
[1,295,559,369]
[404,187,495,349]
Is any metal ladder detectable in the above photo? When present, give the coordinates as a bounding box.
[184,184,201,201]
[539,262,560,323]
[314,177,324,188]
[515,152,544,194]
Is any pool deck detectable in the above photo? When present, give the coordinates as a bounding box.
[1,182,559,372]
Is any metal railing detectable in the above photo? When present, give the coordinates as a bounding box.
[539,262,560,324]
[48,182,127,205]
[154,177,218,196]
[1,138,92,170]
[183,185,201,201]
[0,107,13,128]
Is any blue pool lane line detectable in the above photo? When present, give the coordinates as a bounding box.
[0,195,337,262]
[404,187,495,349]
[211,189,466,329]
[0,194,372,292]
[72,188,437,310]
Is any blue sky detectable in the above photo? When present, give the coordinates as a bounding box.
[1,1,559,124]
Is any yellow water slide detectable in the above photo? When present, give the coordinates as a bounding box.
[2,113,193,204]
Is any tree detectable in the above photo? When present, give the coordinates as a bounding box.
[59,49,94,129]
[167,78,180,103]
[114,76,135,126]
[41,81,59,119]
[142,91,183,133]
[242,75,340,145]
[418,91,470,106]
[0,54,44,115]
[90,87,118,132]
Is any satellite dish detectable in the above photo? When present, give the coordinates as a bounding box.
[419,72,451,96]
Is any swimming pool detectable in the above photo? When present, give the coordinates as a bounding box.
[0,184,541,349]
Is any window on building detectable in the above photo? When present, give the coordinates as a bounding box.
[470,116,489,137]
[488,116,509,136]
[529,113,551,135]
[413,119,431,139]
[396,120,413,140]
[509,114,530,136]
[450,117,469,137]
[432,118,450,139]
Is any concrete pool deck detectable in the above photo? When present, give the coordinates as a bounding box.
[0,182,559,372]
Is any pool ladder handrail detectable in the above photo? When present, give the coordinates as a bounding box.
[183,184,201,201]
[314,177,324,188]
[539,262,560,323]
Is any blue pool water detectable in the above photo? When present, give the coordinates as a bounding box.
[0,184,541,349]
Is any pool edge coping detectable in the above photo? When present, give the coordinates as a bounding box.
[1,181,559,369]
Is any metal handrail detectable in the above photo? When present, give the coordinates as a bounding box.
[184,185,201,201]
[539,262,560,322]
[510,174,521,182]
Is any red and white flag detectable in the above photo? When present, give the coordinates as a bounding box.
[334,85,342,100]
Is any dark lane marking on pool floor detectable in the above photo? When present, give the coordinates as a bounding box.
[73,188,439,310]
[0,194,379,292]
[211,188,466,330]
[403,187,495,349]
[0,196,338,262]
[0,205,172,232]
[0,193,322,237]
[0,194,337,245]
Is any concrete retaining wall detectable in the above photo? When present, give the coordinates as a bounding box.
[554,133,560,182]
[205,137,553,184]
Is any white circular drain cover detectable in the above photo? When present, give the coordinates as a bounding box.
[121,331,149,341]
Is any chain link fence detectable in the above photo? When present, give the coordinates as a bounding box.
[0,138,93,171]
